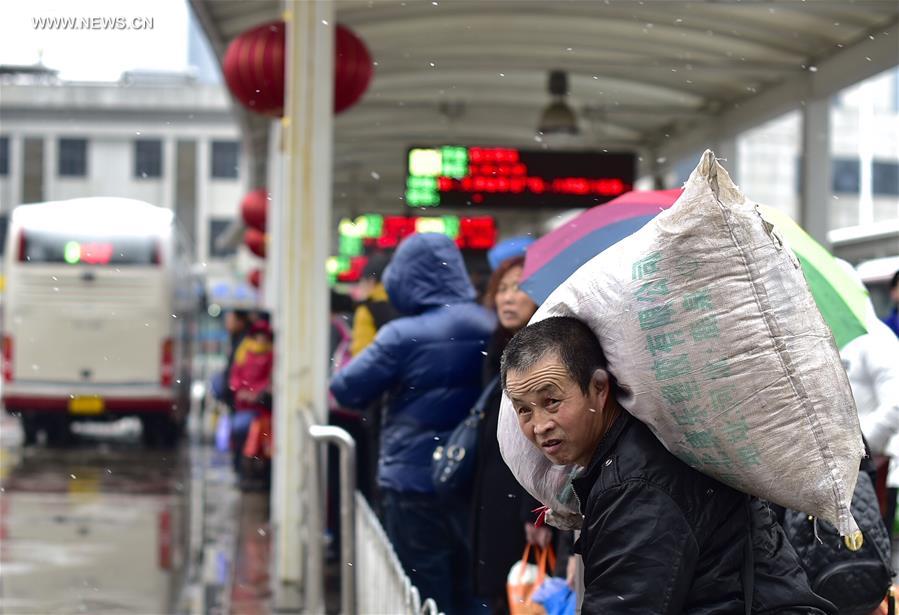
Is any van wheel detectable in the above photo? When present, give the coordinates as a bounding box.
[21,415,39,446]
[141,415,180,449]
[45,417,74,447]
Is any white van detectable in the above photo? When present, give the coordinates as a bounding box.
[2,198,196,446]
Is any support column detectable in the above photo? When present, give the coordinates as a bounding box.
[639,147,666,190]
[162,136,176,211]
[264,120,282,315]
[800,97,832,248]
[196,139,210,265]
[8,134,22,210]
[43,136,56,202]
[271,1,334,611]
[713,135,740,184]
[857,79,875,227]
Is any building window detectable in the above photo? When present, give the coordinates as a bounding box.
[23,138,44,203]
[58,138,88,177]
[209,219,238,258]
[211,140,240,179]
[872,161,899,197]
[134,139,162,178]
[0,214,7,256]
[0,137,8,176]
[831,158,859,194]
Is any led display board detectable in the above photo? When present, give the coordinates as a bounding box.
[337,213,496,254]
[328,213,497,284]
[406,146,635,209]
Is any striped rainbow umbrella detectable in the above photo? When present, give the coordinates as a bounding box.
[520,189,683,305]
[759,205,868,348]
[521,192,869,349]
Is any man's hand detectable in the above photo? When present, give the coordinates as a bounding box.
[524,522,552,548]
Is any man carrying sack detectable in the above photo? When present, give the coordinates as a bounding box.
[494,152,873,613]
[501,316,834,614]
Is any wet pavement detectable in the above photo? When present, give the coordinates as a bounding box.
[0,413,271,614]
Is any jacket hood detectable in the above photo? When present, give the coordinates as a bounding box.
[384,233,476,314]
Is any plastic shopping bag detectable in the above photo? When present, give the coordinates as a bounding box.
[242,413,273,459]
[531,577,576,615]
[507,545,555,615]
[214,412,231,452]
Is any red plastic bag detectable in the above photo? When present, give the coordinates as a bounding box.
[242,413,273,459]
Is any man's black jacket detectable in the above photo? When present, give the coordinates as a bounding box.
[572,411,836,614]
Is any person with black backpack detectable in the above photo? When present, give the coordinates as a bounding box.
[774,439,893,615]
[330,234,494,614]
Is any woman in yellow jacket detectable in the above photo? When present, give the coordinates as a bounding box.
[350,254,398,355]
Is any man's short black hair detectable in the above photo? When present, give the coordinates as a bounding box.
[891,270,899,291]
[501,316,610,394]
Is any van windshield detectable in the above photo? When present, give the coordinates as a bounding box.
[20,229,159,266]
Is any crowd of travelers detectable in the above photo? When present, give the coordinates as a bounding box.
[214,229,899,614]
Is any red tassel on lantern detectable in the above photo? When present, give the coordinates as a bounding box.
[223,21,372,117]
[244,228,267,259]
[248,268,263,289]
[241,189,268,231]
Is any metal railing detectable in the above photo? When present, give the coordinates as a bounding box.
[307,423,442,615]
[308,424,357,615]
[355,493,441,615]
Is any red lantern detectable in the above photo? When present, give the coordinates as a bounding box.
[223,22,285,117]
[244,228,267,258]
[241,189,268,231]
[334,25,373,114]
[223,21,372,117]
[248,268,263,289]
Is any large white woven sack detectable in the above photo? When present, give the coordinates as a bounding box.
[498,150,864,536]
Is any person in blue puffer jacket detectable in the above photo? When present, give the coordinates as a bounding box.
[330,233,495,615]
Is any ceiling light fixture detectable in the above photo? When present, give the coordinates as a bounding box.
[537,70,579,136]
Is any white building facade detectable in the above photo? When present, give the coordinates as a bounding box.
[0,69,258,284]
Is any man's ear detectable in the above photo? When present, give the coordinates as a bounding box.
[590,368,610,408]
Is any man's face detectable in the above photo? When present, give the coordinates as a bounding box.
[505,352,609,467]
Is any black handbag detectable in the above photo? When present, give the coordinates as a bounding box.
[781,469,893,615]
[431,376,499,495]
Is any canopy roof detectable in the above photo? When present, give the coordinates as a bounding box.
[190,0,899,215]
